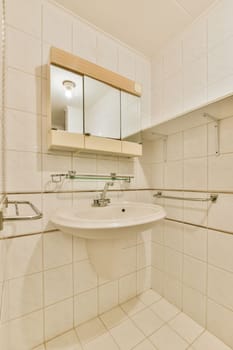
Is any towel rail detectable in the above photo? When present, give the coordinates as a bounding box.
[153,191,218,203]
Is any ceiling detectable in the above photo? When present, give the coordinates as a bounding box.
[54,0,217,57]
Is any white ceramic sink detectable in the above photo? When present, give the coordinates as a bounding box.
[51,201,166,239]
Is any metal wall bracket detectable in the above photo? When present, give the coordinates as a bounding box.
[203,113,220,156]
[0,195,42,231]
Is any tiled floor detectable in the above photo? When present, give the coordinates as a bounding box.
[39,290,231,350]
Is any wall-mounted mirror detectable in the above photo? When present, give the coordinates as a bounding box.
[121,91,141,143]
[84,76,121,139]
[50,65,84,133]
[48,47,142,156]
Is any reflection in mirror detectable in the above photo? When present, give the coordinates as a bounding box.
[84,76,121,139]
[121,91,141,143]
[50,65,83,133]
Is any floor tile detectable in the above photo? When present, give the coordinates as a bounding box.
[120,297,146,316]
[150,325,189,350]
[46,330,82,349]
[138,289,162,306]
[110,319,145,350]
[150,298,180,322]
[76,318,106,344]
[133,339,157,350]
[100,306,127,329]
[131,308,164,336]
[83,333,119,350]
[169,312,204,343]
[192,331,232,350]
[33,346,46,350]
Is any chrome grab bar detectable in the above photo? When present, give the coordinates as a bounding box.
[153,192,218,203]
[3,200,43,221]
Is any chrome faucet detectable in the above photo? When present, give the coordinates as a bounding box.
[93,182,114,207]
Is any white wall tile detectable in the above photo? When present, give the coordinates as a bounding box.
[137,242,151,269]
[151,163,164,188]
[74,260,98,294]
[163,72,183,119]
[164,221,183,252]
[74,288,98,326]
[183,56,207,111]
[183,17,207,63]
[167,132,183,161]
[208,230,233,273]
[97,34,118,72]
[73,20,97,62]
[6,0,42,38]
[99,281,118,313]
[5,235,42,279]
[73,238,88,262]
[208,194,233,233]
[137,267,151,293]
[208,117,233,156]
[5,109,41,152]
[164,161,183,189]
[208,73,233,101]
[183,225,207,261]
[44,298,73,341]
[183,193,208,226]
[118,47,135,80]
[4,310,43,350]
[119,273,137,303]
[5,273,43,321]
[208,35,233,86]
[4,151,42,192]
[208,265,233,311]
[44,264,73,306]
[6,68,41,114]
[151,267,164,295]
[183,255,207,293]
[184,125,207,159]
[164,247,182,280]
[152,242,164,271]
[164,194,183,221]
[208,153,233,191]
[163,274,182,308]
[182,285,206,327]
[184,158,207,190]
[6,26,41,76]
[43,231,72,270]
[208,0,233,50]
[42,2,72,51]
[163,40,182,78]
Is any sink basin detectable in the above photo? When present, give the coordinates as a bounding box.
[51,201,166,240]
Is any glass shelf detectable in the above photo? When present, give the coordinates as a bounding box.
[51,171,133,183]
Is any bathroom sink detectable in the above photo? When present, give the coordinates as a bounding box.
[51,201,166,239]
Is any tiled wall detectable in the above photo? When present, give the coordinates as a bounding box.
[0,0,152,348]
[147,116,233,348]
[149,2,233,347]
[151,0,233,126]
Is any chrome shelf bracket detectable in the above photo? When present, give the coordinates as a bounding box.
[203,113,220,156]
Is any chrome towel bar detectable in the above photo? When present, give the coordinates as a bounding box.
[0,196,42,229]
[4,200,43,221]
[153,192,218,203]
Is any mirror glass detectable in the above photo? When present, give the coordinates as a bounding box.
[50,65,84,133]
[84,76,121,139]
[121,91,141,143]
